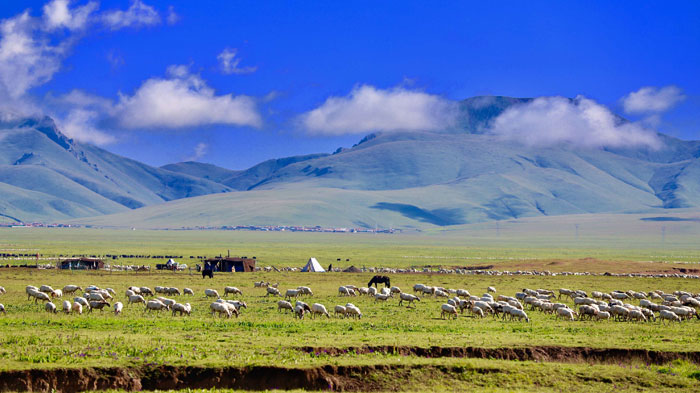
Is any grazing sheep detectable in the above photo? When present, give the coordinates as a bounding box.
[294,305,306,319]
[278,300,293,312]
[266,287,280,297]
[441,304,458,319]
[285,289,301,300]
[357,287,369,296]
[399,293,420,307]
[145,300,168,312]
[89,301,111,312]
[628,309,647,322]
[311,303,330,318]
[155,286,166,294]
[509,308,529,322]
[595,311,611,321]
[45,302,57,313]
[334,305,347,318]
[128,294,146,306]
[487,286,497,293]
[224,286,243,296]
[73,297,89,308]
[166,287,181,296]
[0,304,5,314]
[390,286,401,295]
[114,302,123,315]
[659,309,681,324]
[63,285,83,295]
[210,302,233,318]
[578,305,599,321]
[62,300,72,314]
[87,292,106,302]
[295,301,312,313]
[128,286,141,294]
[39,285,54,294]
[184,288,194,296]
[72,302,83,314]
[345,305,362,319]
[556,307,576,321]
[298,286,313,296]
[140,287,154,296]
[125,289,135,298]
[610,305,630,321]
[456,289,470,297]
[204,289,221,299]
[368,287,378,296]
[374,293,391,302]
[254,281,268,288]
[0,287,6,295]
[338,286,356,297]
[172,303,191,316]
[420,286,434,296]
[434,289,449,298]
[30,290,51,304]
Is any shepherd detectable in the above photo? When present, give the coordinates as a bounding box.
[368,275,390,288]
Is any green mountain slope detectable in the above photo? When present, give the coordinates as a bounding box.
[0,117,231,222]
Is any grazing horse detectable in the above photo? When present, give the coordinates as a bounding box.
[368,275,390,288]
[202,269,213,279]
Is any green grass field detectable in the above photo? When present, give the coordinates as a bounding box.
[1,228,700,392]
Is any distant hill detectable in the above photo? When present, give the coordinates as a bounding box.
[0,117,230,222]
[6,97,700,228]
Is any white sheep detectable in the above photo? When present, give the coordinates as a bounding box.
[628,309,647,322]
[184,288,194,296]
[368,287,378,296]
[441,304,458,319]
[285,289,301,300]
[39,285,54,294]
[390,286,401,294]
[125,289,135,298]
[166,287,181,296]
[0,286,6,295]
[509,308,529,322]
[146,299,168,312]
[204,289,220,299]
[357,287,369,296]
[278,300,293,312]
[266,287,280,297]
[595,311,611,320]
[62,300,72,314]
[338,286,356,297]
[86,292,106,302]
[224,286,242,296]
[311,303,330,318]
[374,293,391,302]
[30,290,51,304]
[659,309,681,324]
[114,302,124,315]
[398,293,420,307]
[294,305,306,319]
[0,303,5,314]
[128,294,146,306]
[487,286,497,293]
[172,303,191,316]
[50,289,63,298]
[45,302,57,313]
[345,305,362,319]
[298,286,313,296]
[210,302,233,318]
[556,307,576,321]
[334,305,347,318]
[140,287,154,296]
[74,297,90,308]
[72,302,83,315]
[456,289,470,297]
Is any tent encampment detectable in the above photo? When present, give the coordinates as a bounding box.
[301,257,325,272]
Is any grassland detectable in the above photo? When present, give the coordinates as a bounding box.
[1,228,700,391]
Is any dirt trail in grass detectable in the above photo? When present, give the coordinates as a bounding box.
[299,345,700,365]
[2,346,700,392]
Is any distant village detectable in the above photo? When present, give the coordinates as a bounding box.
[0,222,398,234]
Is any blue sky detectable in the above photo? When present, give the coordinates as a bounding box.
[0,1,699,169]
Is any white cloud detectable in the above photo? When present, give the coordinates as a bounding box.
[57,108,116,145]
[166,6,180,25]
[0,11,68,100]
[186,142,208,161]
[301,85,458,135]
[43,0,98,31]
[115,65,262,129]
[217,48,257,75]
[622,86,685,114]
[488,96,662,149]
[102,0,160,30]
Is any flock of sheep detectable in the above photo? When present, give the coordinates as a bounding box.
[1,280,699,325]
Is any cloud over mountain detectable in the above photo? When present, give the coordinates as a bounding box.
[300,85,458,135]
[622,86,685,114]
[488,96,662,149]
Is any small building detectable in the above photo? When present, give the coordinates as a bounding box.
[57,257,104,270]
[203,257,256,272]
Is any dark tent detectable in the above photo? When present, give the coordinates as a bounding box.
[343,265,362,273]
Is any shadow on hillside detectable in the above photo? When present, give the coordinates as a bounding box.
[370,202,465,226]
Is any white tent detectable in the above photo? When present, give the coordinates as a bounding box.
[301,257,325,272]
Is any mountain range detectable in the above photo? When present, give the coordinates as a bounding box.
[2,96,700,229]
